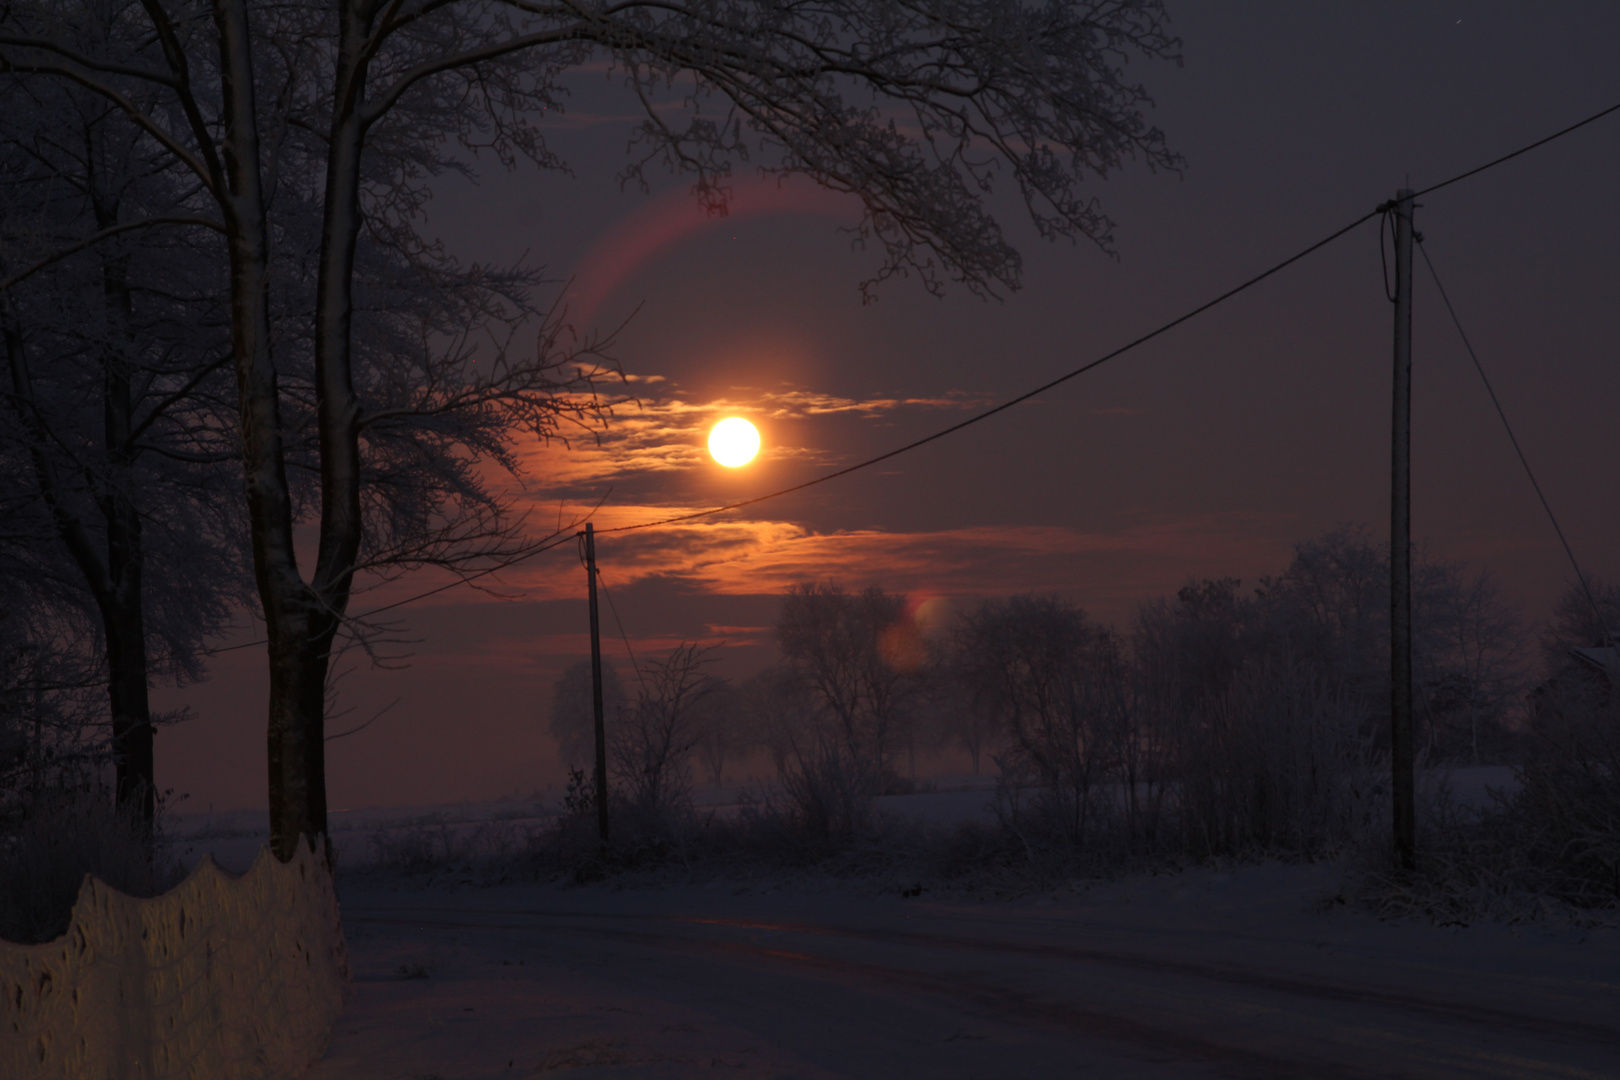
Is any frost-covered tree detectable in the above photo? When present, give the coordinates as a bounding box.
[0,62,244,821]
[2,0,1180,858]
[1541,575,1620,671]
[547,656,626,773]
[694,680,746,788]
[1128,528,1526,855]
[777,583,924,786]
[610,642,722,815]
[954,594,1127,843]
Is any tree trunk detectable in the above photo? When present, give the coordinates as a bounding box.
[100,313,156,823]
[265,0,375,860]
[2,280,152,822]
[309,0,369,647]
[213,0,327,860]
[105,598,154,820]
[220,0,375,860]
[96,199,156,823]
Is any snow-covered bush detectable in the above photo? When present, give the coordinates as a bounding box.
[354,817,532,884]
[770,739,880,845]
[1514,680,1620,908]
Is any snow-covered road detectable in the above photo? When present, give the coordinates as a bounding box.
[312,863,1619,1078]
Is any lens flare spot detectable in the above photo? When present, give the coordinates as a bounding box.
[708,417,760,467]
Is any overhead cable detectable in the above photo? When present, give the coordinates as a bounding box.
[205,96,1620,643]
[1412,100,1620,200]
[600,209,1382,534]
[1416,238,1606,629]
[600,98,1620,535]
[596,571,646,692]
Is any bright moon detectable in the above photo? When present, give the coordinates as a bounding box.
[708,417,760,467]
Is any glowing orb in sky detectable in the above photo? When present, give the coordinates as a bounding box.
[708,417,760,467]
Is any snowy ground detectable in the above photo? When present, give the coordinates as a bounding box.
[167,799,556,874]
[165,769,1601,1078]
[315,861,1619,1079]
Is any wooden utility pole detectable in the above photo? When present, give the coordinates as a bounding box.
[584,522,610,846]
[1389,189,1416,872]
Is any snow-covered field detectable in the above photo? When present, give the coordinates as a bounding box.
[163,776,1011,875]
[315,861,1618,1078]
[164,768,1605,1079]
[166,768,1517,877]
[167,799,556,875]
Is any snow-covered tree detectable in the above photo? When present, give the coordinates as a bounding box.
[0,61,243,820]
[2,0,1180,858]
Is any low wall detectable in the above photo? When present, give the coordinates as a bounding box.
[1,840,347,1080]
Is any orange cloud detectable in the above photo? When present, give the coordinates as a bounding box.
[369,509,1294,625]
[516,382,989,493]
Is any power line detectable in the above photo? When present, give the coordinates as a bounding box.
[1415,237,1606,628]
[601,99,1620,536]
[202,96,1620,644]
[1412,100,1620,200]
[226,205,1382,649]
[602,209,1382,534]
[358,529,581,620]
[595,571,646,692]
[202,527,581,656]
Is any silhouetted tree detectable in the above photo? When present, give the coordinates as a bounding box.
[955,594,1127,845]
[1541,576,1620,672]
[778,583,923,787]
[610,643,723,816]
[547,657,626,775]
[0,61,244,821]
[2,0,1180,858]
[695,681,746,788]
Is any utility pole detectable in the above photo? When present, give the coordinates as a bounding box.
[584,522,610,847]
[1388,188,1416,872]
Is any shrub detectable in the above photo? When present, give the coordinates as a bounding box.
[0,784,181,943]
[355,818,530,884]
[1513,683,1620,908]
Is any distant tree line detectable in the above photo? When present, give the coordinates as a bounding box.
[550,527,1619,901]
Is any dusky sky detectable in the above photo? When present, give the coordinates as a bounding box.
[157,2,1620,811]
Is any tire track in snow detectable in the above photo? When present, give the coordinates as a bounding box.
[346,907,1620,1079]
[678,913,1620,1053]
[346,903,1620,1053]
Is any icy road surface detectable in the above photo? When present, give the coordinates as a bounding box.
[313,862,1620,1079]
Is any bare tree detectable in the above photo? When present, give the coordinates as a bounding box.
[2,0,1179,859]
[694,680,745,788]
[955,594,1125,846]
[1413,562,1524,764]
[0,61,244,821]
[777,583,922,787]
[609,642,722,816]
[546,656,625,774]
[742,665,817,781]
[1253,529,1525,764]
[1128,529,1525,857]
[939,690,995,777]
[1541,575,1620,671]
[748,663,877,843]
[0,592,106,824]
[927,626,998,775]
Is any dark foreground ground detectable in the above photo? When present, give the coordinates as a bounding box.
[309,861,1619,1079]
